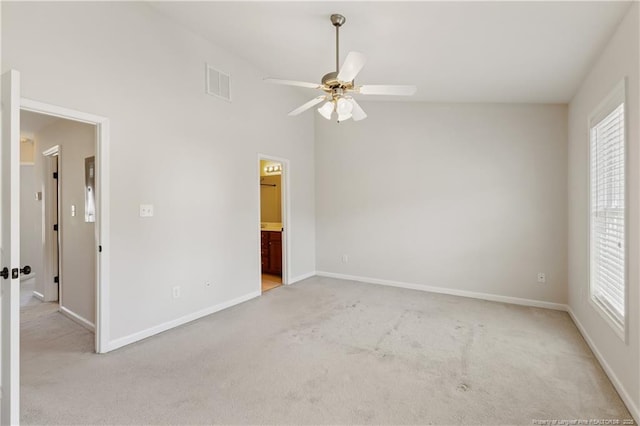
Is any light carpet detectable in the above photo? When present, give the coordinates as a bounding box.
[21,276,632,424]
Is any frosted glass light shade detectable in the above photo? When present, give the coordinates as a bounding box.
[317,101,334,120]
[336,97,353,115]
[337,112,352,122]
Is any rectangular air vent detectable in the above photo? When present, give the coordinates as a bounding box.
[206,64,231,102]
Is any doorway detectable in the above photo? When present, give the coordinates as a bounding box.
[19,98,110,354]
[2,71,111,422]
[20,110,98,336]
[259,156,288,292]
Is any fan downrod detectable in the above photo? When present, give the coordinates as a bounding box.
[330,14,346,73]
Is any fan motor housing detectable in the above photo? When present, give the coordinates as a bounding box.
[322,72,354,91]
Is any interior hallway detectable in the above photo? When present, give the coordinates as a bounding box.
[20,278,58,322]
[20,276,630,425]
[20,277,38,307]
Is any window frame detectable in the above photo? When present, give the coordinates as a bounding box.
[587,78,628,343]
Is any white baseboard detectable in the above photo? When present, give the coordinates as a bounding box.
[316,271,568,311]
[567,307,639,423]
[289,271,316,284]
[59,305,95,332]
[33,290,44,301]
[107,290,261,352]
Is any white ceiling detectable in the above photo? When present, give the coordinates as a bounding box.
[150,1,631,103]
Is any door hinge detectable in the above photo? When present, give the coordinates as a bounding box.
[54,276,59,284]
[53,172,58,179]
[53,224,58,231]
[98,245,102,253]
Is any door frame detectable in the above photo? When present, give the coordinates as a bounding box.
[20,98,110,354]
[1,69,21,426]
[257,154,290,289]
[41,145,61,303]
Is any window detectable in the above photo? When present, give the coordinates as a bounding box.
[589,80,626,337]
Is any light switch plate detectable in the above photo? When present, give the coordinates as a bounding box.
[139,204,154,217]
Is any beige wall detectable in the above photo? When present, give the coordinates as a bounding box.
[20,165,40,281]
[316,102,568,305]
[34,119,96,325]
[568,2,639,416]
[2,1,316,344]
[260,174,282,223]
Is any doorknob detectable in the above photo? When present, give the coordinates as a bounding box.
[1,266,32,279]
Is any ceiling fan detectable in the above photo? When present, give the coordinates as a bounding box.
[265,14,417,122]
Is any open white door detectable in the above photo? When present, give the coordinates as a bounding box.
[1,70,21,425]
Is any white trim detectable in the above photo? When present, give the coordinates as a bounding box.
[316,271,568,311]
[588,296,626,342]
[32,291,44,301]
[586,78,628,343]
[95,119,110,354]
[1,70,22,425]
[107,291,261,352]
[567,307,639,424]
[22,99,109,126]
[289,271,316,284]
[588,79,626,127]
[257,154,291,291]
[59,306,95,332]
[42,145,60,157]
[21,98,110,354]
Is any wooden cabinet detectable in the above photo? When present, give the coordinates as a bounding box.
[261,231,282,276]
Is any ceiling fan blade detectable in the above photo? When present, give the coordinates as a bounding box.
[350,98,367,121]
[359,85,417,96]
[288,96,326,116]
[264,78,321,89]
[337,52,367,82]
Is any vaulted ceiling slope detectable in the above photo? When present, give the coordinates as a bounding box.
[150,1,632,104]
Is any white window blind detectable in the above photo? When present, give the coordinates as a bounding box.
[590,97,625,328]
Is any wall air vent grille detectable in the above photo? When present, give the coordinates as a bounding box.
[206,64,231,102]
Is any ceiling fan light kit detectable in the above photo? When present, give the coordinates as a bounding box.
[265,13,417,123]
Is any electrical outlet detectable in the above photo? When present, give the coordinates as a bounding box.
[537,273,546,284]
[139,204,154,217]
[172,286,181,298]
[341,254,349,264]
